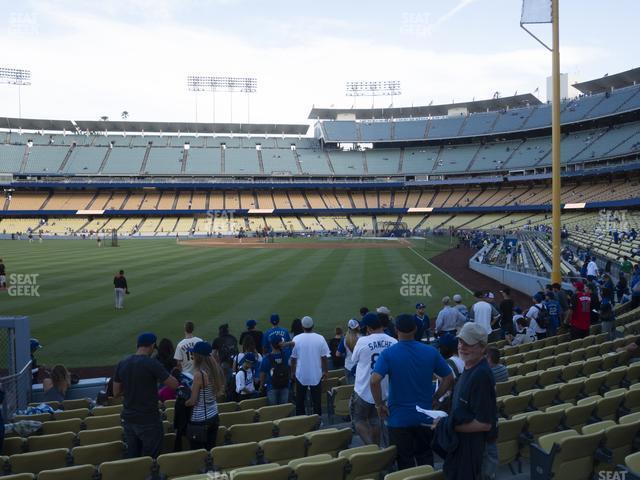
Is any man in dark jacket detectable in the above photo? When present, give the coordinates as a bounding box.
[113,270,129,309]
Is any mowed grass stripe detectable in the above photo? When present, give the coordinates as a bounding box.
[39,248,309,365]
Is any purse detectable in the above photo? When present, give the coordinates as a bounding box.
[185,372,210,444]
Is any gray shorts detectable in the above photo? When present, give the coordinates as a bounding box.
[350,391,380,427]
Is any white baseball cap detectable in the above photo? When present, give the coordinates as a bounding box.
[301,316,314,328]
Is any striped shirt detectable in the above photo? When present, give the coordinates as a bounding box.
[191,371,218,422]
[491,364,509,383]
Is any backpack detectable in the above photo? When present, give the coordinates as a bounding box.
[270,356,290,389]
[219,336,238,365]
[534,304,550,329]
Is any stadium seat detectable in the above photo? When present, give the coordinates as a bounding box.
[255,403,294,422]
[9,448,69,475]
[340,445,397,480]
[626,451,640,476]
[227,421,275,444]
[531,429,602,479]
[41,418,83,435]
[515,409,565,459]
[62,399,91,410]
[217,401,239,413]
[157,449,209,479]
[98,456,154,480]
[27,432,75,452]
[384,465,443,480]
[238,397,269,410]
[90,405,123,416]
[3,437,25,455]
[229,463,291,480]
[496,417,526,473]
[0,474,35,480]
[495,380,515,397]
[305,427,352,457]
[37,465,95,480]
[259,435,306,465]
[211,442,258,472]
[54,408,89,421]
[71,440,124,465]
[273,414,320,436]
[77,426,123,446]
[83,414,121,430]
[291,455,349,480]
[219,409,257,428]
[327,385,354,422]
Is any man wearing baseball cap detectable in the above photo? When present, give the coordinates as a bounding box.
[350,312,397,445]
[113,332,180,458]
[414,303,428,341]
[239,319,264,355]
[435,323,497,479]
[290,316,330,415]
[371,314,453,469]
[262,314,291,354]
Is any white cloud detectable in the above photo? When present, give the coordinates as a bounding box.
[0,3,608,128]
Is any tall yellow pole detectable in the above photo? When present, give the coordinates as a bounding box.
[551,0,562,284]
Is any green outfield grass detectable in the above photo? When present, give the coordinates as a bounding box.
[0,236,472,367]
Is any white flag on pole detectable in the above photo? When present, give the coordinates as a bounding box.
[521,0,552,24]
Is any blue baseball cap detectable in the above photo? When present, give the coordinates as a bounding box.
[395,314,417,333]
[270,314,280,325]
[362,312,381,329]
[246,319,257,328]
[243,352,256,364]
[533,292,544,302]
[270,335,284,348]
[416,303,425,309]
[30,338,42,351]
[190,341,213,356]
[137,332,157,347]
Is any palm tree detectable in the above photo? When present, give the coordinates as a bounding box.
[100,116,109,122]
[121,111,129,120]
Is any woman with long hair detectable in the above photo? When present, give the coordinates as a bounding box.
[154,338,177,373]
[185,341,225,450]
[336,319,361,384]
[43,365,71,403]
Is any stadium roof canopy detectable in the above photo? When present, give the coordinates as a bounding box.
[0,117,309,135]
[308,93,542,120]
[573,67,640,94]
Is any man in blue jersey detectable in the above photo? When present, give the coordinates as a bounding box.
[414,303,428,341]
[371,314,453,469]
[262,314,291,354]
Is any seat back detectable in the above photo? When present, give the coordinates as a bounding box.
[71,440,124,466]
[550,431,603,480]
[27,432,75,452]
[345,446,397,480]
[83,414,121,430]
[38,464,95,480]
[98,457,154,480]
[274,414,320,436]
[9,448,69,474]
[228,421,275,444]
[157,449,209,478]
[219,409,257,428]
[293,456,349,480]
[305,428,352,457]
[259,435,306,465]
[77,426,123,446]
[211,442,258,472]
[256,403,294,422]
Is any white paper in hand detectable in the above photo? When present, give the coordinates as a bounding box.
[415,405,448,420]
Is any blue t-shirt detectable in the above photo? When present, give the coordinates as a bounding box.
[373,340,452,427]
[544,299,561,326]
[262,326,292,353]
[259,351,290,390]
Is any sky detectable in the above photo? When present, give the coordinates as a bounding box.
[0,0,638,126]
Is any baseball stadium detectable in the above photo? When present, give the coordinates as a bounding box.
[1,1,640,479]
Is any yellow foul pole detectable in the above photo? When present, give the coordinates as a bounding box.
[551,0,562,284]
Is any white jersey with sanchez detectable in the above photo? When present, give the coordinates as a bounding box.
[351,332,397,404]
[174,336,203,375]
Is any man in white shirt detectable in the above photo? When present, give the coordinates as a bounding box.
[586,257,599,281]
[350,312,397,445]
[470,291,499,337]
[174,321,203,376]
[291,316,330,415]
[526,292,547,339]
